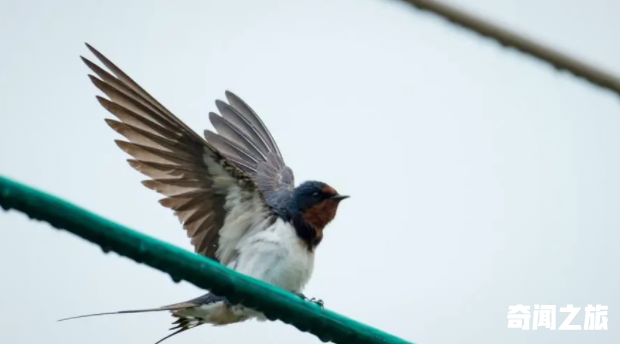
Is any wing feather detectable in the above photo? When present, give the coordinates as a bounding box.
[207,92,296,208]
[215,99,271,154]
[203,131,259,166]
[82,44,273,265]
[224,91,282,157]
[208,113,266,161]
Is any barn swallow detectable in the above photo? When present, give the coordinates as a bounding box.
[58,44,348,343]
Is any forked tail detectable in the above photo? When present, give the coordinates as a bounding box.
[57,305,180,322]
[56,296,219,343]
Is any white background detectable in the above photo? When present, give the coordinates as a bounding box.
[0,0,618,343]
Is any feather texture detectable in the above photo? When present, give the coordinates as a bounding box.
[206,92,295,209]
[82,43,274,265]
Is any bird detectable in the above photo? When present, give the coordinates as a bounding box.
[58,43,349,343]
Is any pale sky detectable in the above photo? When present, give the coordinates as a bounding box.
[0,1,618,344]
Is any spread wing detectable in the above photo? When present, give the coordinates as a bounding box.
[205,92,295,209]
[81,44,274,265]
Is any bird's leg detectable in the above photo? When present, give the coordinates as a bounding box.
[294,292,324,308]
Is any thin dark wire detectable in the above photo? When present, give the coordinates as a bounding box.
[396,0,620,97]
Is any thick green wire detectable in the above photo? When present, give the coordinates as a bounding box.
[0,174,413,344]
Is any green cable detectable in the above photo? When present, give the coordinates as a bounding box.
[0,174,414,344]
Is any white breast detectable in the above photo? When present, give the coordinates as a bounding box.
[230,218,315,293]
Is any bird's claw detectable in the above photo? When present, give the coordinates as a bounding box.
[294,292,324,308]
[309,297,324,308]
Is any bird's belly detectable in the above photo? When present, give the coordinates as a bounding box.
[232,220,314,293]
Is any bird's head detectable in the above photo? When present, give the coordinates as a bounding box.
[288,181,349,230]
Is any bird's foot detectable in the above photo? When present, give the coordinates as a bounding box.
[294,292,324,308]
[309,297,324,308]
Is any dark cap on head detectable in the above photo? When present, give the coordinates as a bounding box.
[289,181,348,230]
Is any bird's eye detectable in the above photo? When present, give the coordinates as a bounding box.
[312,191,320,198]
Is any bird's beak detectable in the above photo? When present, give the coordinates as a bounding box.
[330,194,350,202]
